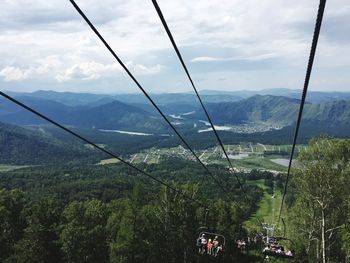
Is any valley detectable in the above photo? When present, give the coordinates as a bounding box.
[1,90,348,169]
[2,91,350,136]
[0,90,349,263]
[1,0,349,260]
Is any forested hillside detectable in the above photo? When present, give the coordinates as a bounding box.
[0,97,169,133]
[0,159,266,263]
[194,95,350,126]
[0,122,99,165]
[1,138,350,262]
[195,95,302,125]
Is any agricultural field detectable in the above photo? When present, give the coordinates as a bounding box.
[98,158,120,165]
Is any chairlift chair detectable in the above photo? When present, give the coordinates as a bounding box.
[197,231,226,258]
[262,236,294,259]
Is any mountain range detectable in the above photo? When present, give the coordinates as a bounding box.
[1,90,349,134]
[1,90,349,165]
[7,89,350,107]
[0,96,168,133]
[192,95,350,126]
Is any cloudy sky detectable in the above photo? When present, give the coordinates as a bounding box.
[0,0,349,94]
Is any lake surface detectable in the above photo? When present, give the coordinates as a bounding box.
[198,126,232,133]
[169,111,195,119]
[198,120,232,133]
[99,129,153,136]
[169,114,184,119]
[99,129,170,137]
[181,111,195,116]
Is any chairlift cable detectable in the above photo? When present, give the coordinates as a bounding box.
[151,0,247,196]
[0,91,206,208]
[277,0,327,226]
[68,0,230,195]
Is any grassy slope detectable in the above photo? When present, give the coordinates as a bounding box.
[244,180,282,232]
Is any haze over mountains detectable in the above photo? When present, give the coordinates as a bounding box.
[7,88,350,106]
[1,89,350,132]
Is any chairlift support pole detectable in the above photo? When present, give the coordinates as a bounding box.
[282,218,286,237]
[204,208,209,227]
[263,224,275,244]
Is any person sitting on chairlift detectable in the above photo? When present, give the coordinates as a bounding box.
[212,236,220,256]
[207,238,213,255]
[196,236,202,253]
[263,244,271,252]
[200,234,207,254]
[216,244,223,256]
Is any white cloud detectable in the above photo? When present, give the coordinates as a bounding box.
[56,61,163,82]
[0,0,349,92]
[56,61,122,81]
[0,66,29,81]
[0,55,63,82]
[126,61,163,75]
[191,53,276,62]
[191,57,224,62]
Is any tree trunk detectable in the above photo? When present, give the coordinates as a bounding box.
[131,214,137,263]
[321,208,326,263]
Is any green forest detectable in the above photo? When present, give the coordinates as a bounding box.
[0,137,349,262]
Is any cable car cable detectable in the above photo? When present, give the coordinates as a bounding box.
[277,0,327,226]
[0,91,206,208]
[68,0,230,196]
[152,1,266,227]
[151,0,247,195]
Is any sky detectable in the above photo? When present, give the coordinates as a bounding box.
[0,0,349,94]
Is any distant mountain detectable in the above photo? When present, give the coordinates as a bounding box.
[112,93,243,113]
[202,88,350,100]
[0,96,74,125]
[2,91,349,134]
[191,95,350,127]
[7,90,111,107]
[0,122,96,165]
[256,89,350,103]
[0,97,169,133]
[6,90,243,109]
[6,89,350,108]
[67,100,168,132]
[192,95,302,125]
[199,89,350,103]
[304,100,350,124]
